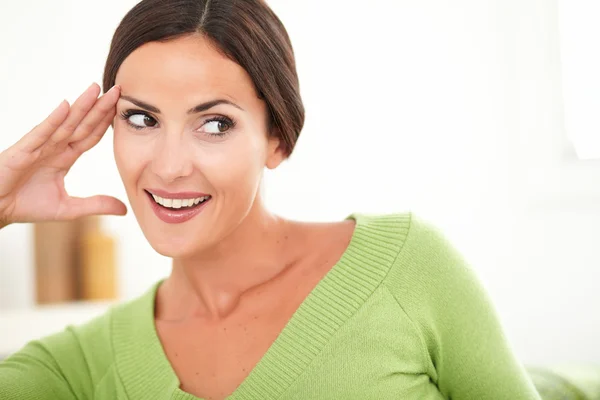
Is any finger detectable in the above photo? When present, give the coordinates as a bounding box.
[60,195,127,220]
[71,106,116,154]
[69,85,120,144]
[48,83,102,144]
[19,100,70,152]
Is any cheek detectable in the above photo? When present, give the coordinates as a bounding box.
[113,129,145,184]
[197,136,266,193]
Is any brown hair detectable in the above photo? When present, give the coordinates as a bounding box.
[102,0,304,157]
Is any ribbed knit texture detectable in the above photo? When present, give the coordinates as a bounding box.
[0,212,542,399]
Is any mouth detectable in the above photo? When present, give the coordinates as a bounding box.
[144,189,212,224]
[144,190,211,210]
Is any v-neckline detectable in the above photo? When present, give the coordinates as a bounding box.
[111,212,410,400]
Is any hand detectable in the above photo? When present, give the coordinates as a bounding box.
[0,83,127,228]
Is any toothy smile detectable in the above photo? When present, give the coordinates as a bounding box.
[151,194,210,209]
[145,189,212,210]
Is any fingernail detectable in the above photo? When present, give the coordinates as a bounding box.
[109,84,121,94]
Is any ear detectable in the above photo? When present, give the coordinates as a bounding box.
[265,131,286,170]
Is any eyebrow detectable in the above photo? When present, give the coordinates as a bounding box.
[119,95,244,114]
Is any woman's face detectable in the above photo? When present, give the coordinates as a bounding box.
[113,34,284,258]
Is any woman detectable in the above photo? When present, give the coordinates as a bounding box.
[0,0,541,399]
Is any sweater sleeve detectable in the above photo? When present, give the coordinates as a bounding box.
[0,325,95,400]
[384,214,542,399]
[0,340,77,400]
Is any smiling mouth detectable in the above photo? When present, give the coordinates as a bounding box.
[144,190,212,210]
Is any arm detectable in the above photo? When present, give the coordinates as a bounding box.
[0,341,77,400]
[0,311,114,400]
[386,214,541,399]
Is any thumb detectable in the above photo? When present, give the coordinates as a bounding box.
[62,195,128,219]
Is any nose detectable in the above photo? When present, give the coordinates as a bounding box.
[150,133,193,183]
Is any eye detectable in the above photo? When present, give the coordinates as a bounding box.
[202,116,236,137]
[119,110,157,130]
[118,110,235,137]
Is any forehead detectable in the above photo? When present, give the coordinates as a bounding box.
[115,34,257,104]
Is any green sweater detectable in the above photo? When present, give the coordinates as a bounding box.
[0,212,541,399]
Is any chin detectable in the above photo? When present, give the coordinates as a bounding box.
[134,218,205,259]
[146,234,202,259]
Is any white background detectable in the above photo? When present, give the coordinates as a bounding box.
[0,0,599,365]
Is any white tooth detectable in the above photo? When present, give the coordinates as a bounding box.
[172,199,182,209]
[181,199,189,207]
[152,194,159,202]
[194,198,201,205]
[163,198,173,207]
[157,196,164,205]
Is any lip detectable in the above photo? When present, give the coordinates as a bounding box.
[146,188,211,199]
[145,190,211,224]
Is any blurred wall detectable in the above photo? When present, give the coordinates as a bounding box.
[0,0,599,365]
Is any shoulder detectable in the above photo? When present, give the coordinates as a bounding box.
[348,210,414,256]
[378,211,484,306]
[0,307,113,399]
[0,283,159,399]
[379,211,482,302]
[354,210,455,259]
[41,306,117,381]
[379,211,501,350]
[349,210,471,289]
[345,210,486,326]
[373,215,542,398]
